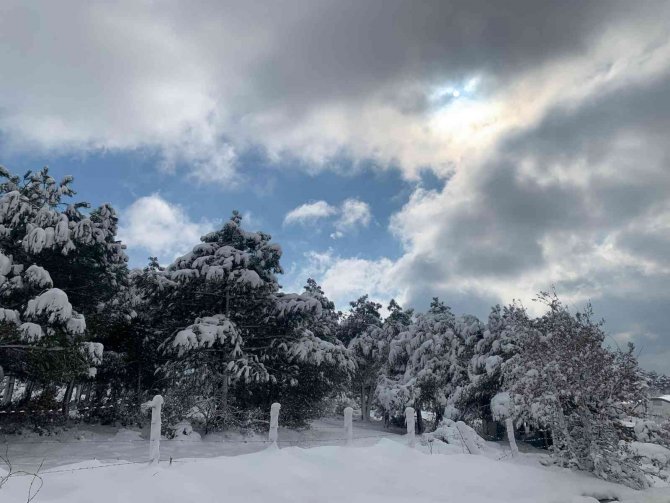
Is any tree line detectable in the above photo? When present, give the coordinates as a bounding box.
[0,166,665,488]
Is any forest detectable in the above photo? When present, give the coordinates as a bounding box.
[1,166,668,489]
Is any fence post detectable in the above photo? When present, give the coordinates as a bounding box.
[149,395,164,465]
[269,402,281,445]
[344,406,353,446]
[405,406,415,447]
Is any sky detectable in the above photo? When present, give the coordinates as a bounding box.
[1,1,669,372]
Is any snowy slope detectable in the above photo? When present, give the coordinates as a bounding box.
[3,437,670,503]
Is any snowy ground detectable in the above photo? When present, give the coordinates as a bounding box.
[2,419,669,502]
[0,417,401,472]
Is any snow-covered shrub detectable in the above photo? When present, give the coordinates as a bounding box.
[504,292,649,489]
[171,420,202,442]
[332,394,359,416]
[628,442,670,484]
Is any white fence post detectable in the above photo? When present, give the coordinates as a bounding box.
[344,406,353,446]
[149,395,164,465]
[405,406,416,447]
[269,402,281,445]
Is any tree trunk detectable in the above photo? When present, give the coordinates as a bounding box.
[136,361,142,404]
[62,380,75,417]
[2,376,14,406]
[220,372,229,426]
[20,381,33,405]
[360,383,369,422]
[81,382,91,404]
[505,418,519,456]
[365,385,374,422]
[416,406,424,434]
[434,405,443,426]
[74,383,82,406]
[360,383,366,421]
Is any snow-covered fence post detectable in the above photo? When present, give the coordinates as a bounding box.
[147,395,164,464]
[269,402,281,445]
[405,406,416,447]
[344,406,353,446]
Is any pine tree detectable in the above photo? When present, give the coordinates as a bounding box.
[0,167,126,411]
[343,296,385,422]
[131,213,355,429]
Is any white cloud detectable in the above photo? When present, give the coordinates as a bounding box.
[284,198,372,239]
[283,201,338,226]
[295,250,404,313]
[118,194,214,263]
[331,199,372,239]
[285,198,372,238]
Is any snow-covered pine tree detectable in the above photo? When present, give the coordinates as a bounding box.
[453,303,526,433]
[378,298,454,429]
[342,295,385,422]
[0,167,126,412]
[140,213,354,429]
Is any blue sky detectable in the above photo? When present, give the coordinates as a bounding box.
[1,0,669,372]
[1,146,428,293]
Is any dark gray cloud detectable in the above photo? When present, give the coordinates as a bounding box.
[1,0,668,175]
[389,54,670,371]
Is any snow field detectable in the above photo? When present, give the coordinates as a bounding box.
[3,437,670,503]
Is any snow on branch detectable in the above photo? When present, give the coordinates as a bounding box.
[288,330,356,371]
[24,265,53,289]
[273,293,323,318]
[25,288,73,324]
[170,314,243,357]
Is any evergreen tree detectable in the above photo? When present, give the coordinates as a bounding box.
[0,167,126,411]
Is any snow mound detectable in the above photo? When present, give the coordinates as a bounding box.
[113,429,143,442]
[171,421,202,442]
[422,419,488,455]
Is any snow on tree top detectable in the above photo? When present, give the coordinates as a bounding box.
[272,293,323,318]
[491,391,513,420]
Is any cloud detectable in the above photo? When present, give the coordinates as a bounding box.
[379,62,670,370]
[331,199,372,239]
[118,194,214,263]
[1,1,668,183]
[297,250,404,312]
[2,1,670,370]
[283,201,338,226]
[285,198,372,238]
[290,29,670,370]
